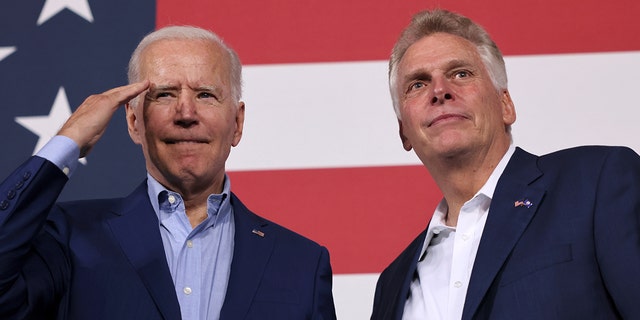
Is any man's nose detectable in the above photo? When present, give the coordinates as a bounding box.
[430,78,454,105]
[174,94,198,127]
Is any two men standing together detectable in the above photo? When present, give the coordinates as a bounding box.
[1,9,638,320]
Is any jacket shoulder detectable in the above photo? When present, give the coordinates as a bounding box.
[230,192,326,251]
[540,145,638,162]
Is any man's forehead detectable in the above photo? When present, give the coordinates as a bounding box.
[149,83,221,91]
[407,33,478,57]
[139,39,228,67]
[400,35,481,69]
[138,51,230,84]
[399,55,480,79]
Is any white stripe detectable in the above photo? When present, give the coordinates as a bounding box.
[228,60,411,171]
[333,273,379,319]
[228,51,640,171]
[508,51,640,155]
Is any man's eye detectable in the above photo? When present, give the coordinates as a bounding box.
[145,91,173,102]
[409,82,425,91]
[197,92,218,100]
[454,70,470,78]
[149,92,174,100]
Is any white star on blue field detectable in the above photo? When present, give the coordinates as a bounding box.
[0,0,155,200]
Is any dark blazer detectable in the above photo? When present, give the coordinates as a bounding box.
[371,146,640,319]
[0,156,336,320]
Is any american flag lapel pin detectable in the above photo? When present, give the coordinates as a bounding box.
[514,199,533,208]
[252,229,265,237]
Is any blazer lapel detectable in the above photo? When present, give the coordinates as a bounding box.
[380,230,428,320]
[106,182,181,320]
[219,193,275,319]
[462,148,546,319]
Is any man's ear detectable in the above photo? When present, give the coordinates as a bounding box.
[501,89,516,126]
[125,102,142,145]
[399,120,412,151]
[231,101,245,147]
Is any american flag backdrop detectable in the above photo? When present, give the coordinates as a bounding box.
[1,0,639,318]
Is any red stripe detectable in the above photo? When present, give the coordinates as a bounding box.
[157,0,640,65]
[229,166,441,274]
[155,0,640,275]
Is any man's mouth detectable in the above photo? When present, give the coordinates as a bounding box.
[164,139,208,144]
[428,114,467,127]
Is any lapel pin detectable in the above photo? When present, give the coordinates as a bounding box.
[252,229,265,237]
[514,199,533,208]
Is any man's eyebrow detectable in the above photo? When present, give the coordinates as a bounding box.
[402,58,475,81]
[404,69,431,82]
[193,85,218,92]
[149,84,180,91]
[445,59,474,70]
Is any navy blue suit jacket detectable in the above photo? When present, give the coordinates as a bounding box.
[371,146,640,319]
[0,156,336,319]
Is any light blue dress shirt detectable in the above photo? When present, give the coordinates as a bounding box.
[37,136,235,320]
[147,174,234,320]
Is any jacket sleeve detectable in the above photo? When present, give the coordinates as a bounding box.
[0,156,70,319]
[312,246,337,320]
[593,146,640,318]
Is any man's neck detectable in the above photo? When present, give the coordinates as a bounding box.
[153,174,226,228]
[427,142,510,226]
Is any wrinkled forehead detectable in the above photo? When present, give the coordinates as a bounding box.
[397,33,483,78]
[403,33,480,63]
[140,39,233,88]
[140,39,231,75]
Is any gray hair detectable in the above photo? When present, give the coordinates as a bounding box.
[128,25,243,103]
[389,9,507,118]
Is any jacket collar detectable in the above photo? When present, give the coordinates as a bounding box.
[462,147,545,319]
[106,181,182,320]
[219,193,275,319]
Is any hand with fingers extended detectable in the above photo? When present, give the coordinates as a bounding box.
[57,81,149,158]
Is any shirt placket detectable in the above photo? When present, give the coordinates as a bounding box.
[447,198,480,319]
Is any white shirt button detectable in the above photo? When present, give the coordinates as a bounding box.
[168,195,176,204]
[454,281,462,288]
[187,240,193,248]
[62,166,70,176]
[183,287,192,295]
[461,234,469,241]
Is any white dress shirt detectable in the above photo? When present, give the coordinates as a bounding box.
[403,144,515,320]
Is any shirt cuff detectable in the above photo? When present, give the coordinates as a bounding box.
[36,135,81,177]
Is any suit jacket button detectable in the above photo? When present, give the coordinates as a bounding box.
[23,171,32,181]
[7,189,16,200]
[15,180,24,190]
[0,200,9,210]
